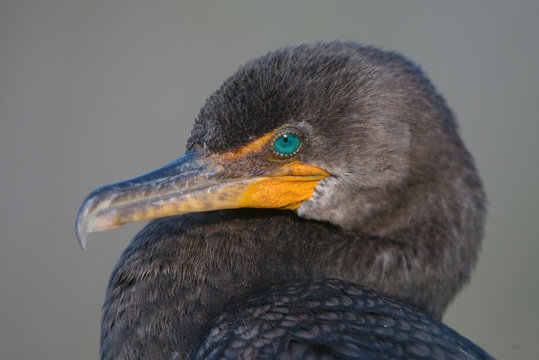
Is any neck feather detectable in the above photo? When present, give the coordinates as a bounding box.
[101,207,478,358]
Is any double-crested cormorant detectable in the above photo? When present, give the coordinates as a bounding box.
[77,42,491,359]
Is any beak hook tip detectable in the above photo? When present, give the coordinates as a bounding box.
[77,233,87,250]
[76,206,89,250]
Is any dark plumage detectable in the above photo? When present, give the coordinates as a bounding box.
[77,42,489,359]
[197,279,491,359]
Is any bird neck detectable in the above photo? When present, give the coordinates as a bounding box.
[101,207,476,358]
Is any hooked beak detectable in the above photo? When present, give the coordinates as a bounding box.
[76,136,329,249]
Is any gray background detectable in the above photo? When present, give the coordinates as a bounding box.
[1,1,538,359]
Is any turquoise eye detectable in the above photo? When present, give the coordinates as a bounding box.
[273,133,301,156]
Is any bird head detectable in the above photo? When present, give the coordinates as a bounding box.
[77,42,485,258]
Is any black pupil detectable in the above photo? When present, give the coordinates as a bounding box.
[283,136,288,143]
